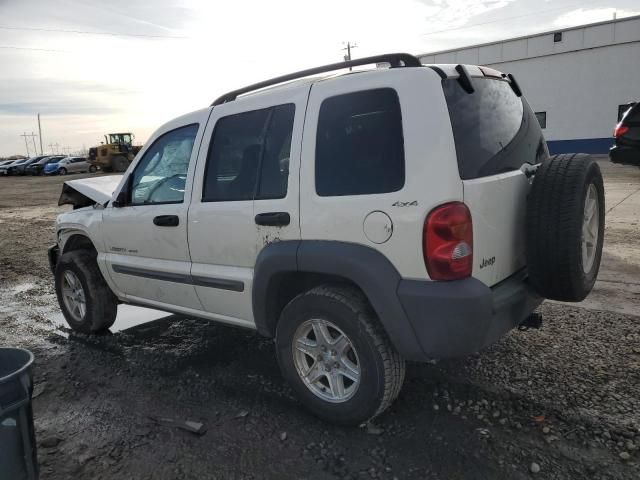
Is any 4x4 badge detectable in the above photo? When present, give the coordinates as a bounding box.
[392,201,418,207]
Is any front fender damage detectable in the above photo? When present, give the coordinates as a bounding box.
[58,175,122,208]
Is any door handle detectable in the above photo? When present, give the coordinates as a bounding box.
[255,212,290,227]
[153,215,179,227]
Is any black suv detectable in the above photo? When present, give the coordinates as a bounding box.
[610,102,639,166]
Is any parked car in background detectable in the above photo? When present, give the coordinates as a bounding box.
[26,155,65,176]
[44,156,96,176]
[0,158,29,176]
[15,156,48,175]
[610,102,639,166]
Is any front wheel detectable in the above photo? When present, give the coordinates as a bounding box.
[276,285,405,425]
[89,165,97,173]
[58,168,67,175]
[54,250,118,333]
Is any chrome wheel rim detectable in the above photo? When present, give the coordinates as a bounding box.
[582,184,599,273]
[292,319,360,403]
[61,270,86,322]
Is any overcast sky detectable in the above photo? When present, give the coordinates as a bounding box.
[0,0,638,156]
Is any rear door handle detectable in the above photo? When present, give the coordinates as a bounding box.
[153,215,179,227]
[255,212,290,227]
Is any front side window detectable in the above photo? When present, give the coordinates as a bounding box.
[130,123,199,205]
[202,104,295,202]
[315,88,405,197]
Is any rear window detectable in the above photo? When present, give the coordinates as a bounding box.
[443,77,547,180]
[621,103,640,124]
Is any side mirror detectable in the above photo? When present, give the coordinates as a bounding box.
[112,177,131,207]
[112,190,127,208]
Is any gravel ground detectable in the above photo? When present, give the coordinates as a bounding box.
[0,165,639,479]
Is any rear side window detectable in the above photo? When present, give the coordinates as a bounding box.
[443,78,547,180]
[202,104,295,202]
[316,88,405,196]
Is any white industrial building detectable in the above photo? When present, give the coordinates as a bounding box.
[418,14,640,154]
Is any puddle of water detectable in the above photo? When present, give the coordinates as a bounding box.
[11,283,37,294]
[49,304,173,333]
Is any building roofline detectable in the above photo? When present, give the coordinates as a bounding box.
[418,13,640,57]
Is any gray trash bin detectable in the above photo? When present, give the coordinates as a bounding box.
[0,348,38,480]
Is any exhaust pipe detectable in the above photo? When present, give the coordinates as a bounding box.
[518,312,543,331]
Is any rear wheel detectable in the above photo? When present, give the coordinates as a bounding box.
[526,153,605,301]
[89,165,97,173]
[276,285,405,425]
[54,250,118,333]
[111,156,128,173]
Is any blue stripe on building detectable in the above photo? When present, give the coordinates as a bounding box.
[547,138,613,155]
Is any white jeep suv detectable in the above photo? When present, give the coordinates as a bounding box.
[49,54,605,425]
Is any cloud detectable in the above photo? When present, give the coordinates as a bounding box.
[0,78,136,116]
[554,8,640,28]
[1,0,638,155]
[0,102,119,116]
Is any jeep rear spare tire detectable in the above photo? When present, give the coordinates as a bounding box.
[526,153,605,301]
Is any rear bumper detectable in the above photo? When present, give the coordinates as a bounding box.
[610,145,640,165]
[397,270,542,359]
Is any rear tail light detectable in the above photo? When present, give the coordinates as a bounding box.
[423,202,473,281]
[614,124,629,138]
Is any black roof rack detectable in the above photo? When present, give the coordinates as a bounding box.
[211,53,422,106]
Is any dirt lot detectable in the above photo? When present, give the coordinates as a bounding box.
[1,162,639,479]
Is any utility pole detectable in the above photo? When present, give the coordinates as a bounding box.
[21,132,38,157]
[342,41,358,71]
[21,133,30,157]
[30,132,38,155]
[37,113,43,155]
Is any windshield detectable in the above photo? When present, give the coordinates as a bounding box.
[442,77,548,180]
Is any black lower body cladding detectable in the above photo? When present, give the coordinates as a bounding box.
[253,241,541,362]
[398,270,542,358]
[526,153,605,301]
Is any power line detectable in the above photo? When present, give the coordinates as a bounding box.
[0,45,67,52]
[422,0,604,36]
[0,25,188,39]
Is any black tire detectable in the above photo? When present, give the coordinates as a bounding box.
[526,153,605,301]
[276,285,405,425]
[54,250,118,333]
[58,167,67,175]
[111,156,128,173]
[89,165,97,173]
